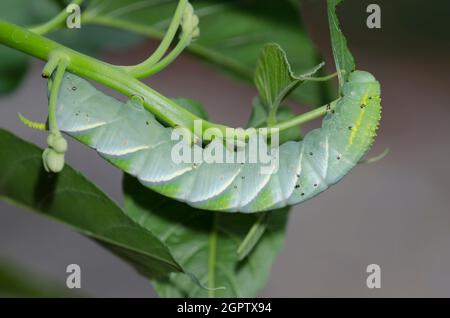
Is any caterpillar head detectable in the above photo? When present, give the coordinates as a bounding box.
[344,70,380,97]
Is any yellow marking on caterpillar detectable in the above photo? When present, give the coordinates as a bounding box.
[349,106,366,145]
[18,113,47,131]
[361,94,369,106]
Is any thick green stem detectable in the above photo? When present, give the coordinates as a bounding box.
[0,20,332,141]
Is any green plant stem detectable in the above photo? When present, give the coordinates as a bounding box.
[0,20,332,141]
[17,113,47,131]
[83,15,253,79]
[359,148,390,164]
[47,55,68,133]
[119,0,187,78]
[272,100,338,132]
[29,0,84,35]
[301,71,338,82]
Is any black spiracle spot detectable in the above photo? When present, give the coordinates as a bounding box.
[71,86,77,91]
[146,121,149,126]
[309,152,313,156]
[234,185,238,189]
[313,183,318,187]
[337,156,341,160]
[241,176,245,179]
[348,126,353,130]
[295,184,300,189]
[301,193,305,196]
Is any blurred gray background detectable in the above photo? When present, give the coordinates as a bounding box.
[1,0,450,297]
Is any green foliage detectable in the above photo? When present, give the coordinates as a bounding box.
[123,176,288,297]
[327,0,355,87]
[0,129,184,279]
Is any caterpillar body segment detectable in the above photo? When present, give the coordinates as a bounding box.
[54,71,381,213]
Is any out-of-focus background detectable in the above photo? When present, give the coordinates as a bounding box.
[1,0,450,297]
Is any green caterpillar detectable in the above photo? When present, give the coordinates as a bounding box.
[54,70,381,213]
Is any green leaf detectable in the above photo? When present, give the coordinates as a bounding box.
[327,0,355,87]
[0,129,183,279]
[85,0,328,105]
[123,175,288,297]
[254,43,324,119]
